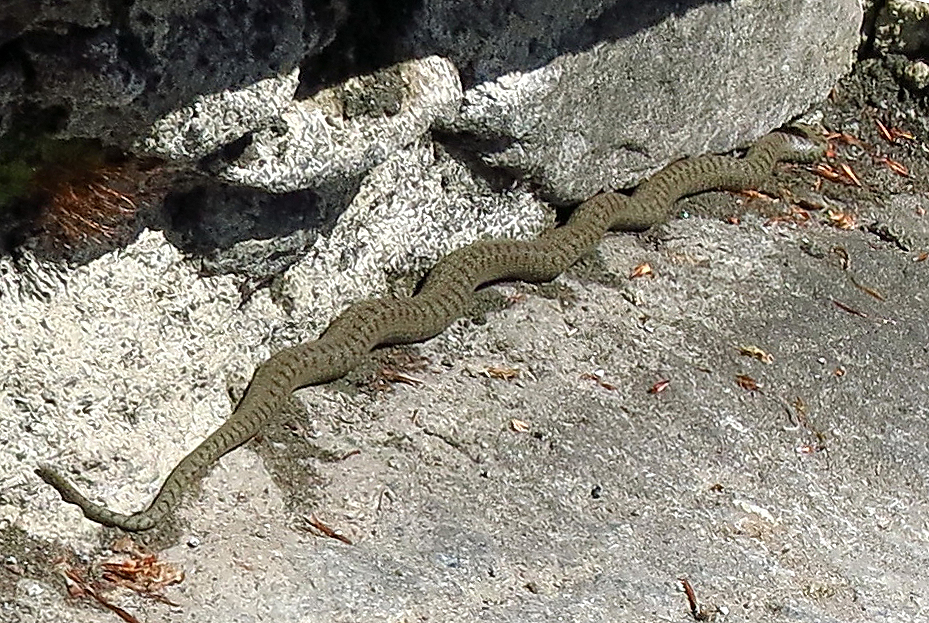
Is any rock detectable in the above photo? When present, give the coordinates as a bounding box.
[217,56,462,193]
[12,0,346,145]
[6,6,929,622]
[419,0,861,202]
[872,0,929,57]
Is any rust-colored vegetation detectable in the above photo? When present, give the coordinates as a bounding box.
[27,142,167,254]
[0,126,171,259]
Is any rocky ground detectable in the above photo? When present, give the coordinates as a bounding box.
[1,52,928,623]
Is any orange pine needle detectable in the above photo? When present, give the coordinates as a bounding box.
[875,119,894,143]
[839,163,862,187]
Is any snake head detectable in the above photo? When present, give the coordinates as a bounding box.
[781,124,829,163]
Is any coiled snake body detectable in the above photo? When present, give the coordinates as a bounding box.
[36,129,824,531]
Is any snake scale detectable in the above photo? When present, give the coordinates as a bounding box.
[36,128,825,531]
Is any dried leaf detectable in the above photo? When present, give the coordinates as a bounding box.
[839,163,862,187]
[826,209,857,230]
[679,577,712,621]
[879,156,909,177]
[765,206,811,227]
[484,365,520,381]
[53,543,185,623]
[833,300,867,318]
[379,368,424,386]
[648,379,671,394]
[96,540,184,602]
[875,118,894,143]
[580,371,617,391]
[813,163,861,187]
[876,119,915,142]
[629,262,654,279]
[740,189,773,200]
[830,132,865,147]
[813,163,844,182]
[510,419,530,433]
[739,345,774,364]
[305,514,353,545]
[853,281,885,301]
[735,374,760,391]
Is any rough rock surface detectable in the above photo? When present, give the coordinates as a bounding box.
[5,3,928,623]
[147,0,862,207]
[871,0,929,94]
[218,56,463,193]
[425,0,861,202]
[5,114,929,620]
[15,0,330,145]
[138,0,859,293]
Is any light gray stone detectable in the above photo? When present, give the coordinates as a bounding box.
[220,56,462,193]
[141,69,301,161]
[429,0,861,202]
[7,5,927,623]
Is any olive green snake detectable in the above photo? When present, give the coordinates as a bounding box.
[36,128,825,531]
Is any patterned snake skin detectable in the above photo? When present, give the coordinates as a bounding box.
[36,128,825,530]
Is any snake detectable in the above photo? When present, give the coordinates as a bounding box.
[36,128,825,531]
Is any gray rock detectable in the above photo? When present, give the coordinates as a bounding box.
[0,0,109,45]
[13,0,345,145]
[0,61,25,136]
[863,193,929,252]
[275,136,550,325]
[218,56,462,193]
[873,0,929,57]
[140,70,301,161]
[8,5,927,623]
[866,1,929,94]
[21,27,149,143]
[902,59,929,92]
[427,0,861,202]
[132,1,860,271]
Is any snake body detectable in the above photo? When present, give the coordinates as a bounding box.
[36,129,824,530]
